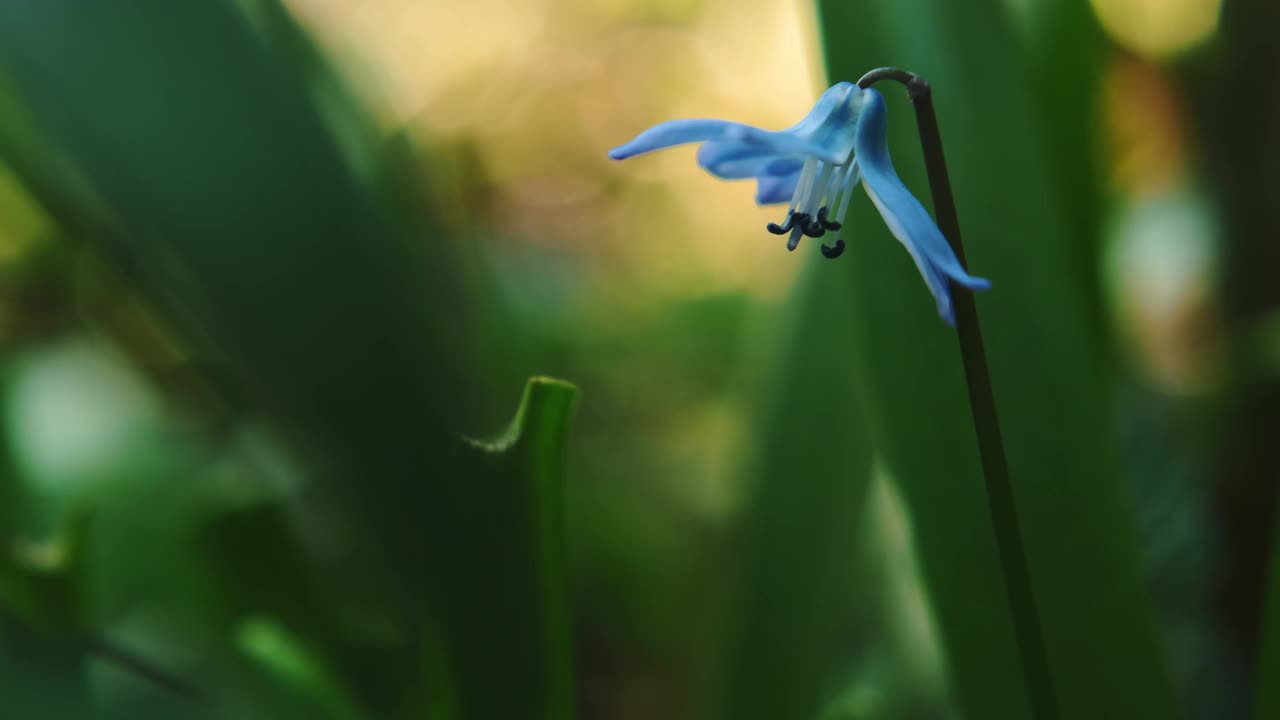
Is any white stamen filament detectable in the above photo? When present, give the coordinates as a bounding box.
[786,157,819,216]
[805,161,834,217]
[787,156,857,220]
[777,153,859,251]
[833,160,861,231]
[822,163,842,207]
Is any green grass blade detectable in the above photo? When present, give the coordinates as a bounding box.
[438,377,578,720]
[718,259,876,720]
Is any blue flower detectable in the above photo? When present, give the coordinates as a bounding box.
[609,83,990,325]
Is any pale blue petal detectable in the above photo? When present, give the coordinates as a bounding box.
[854,89,990,325]
[783,82,855,136]
[697,141,803,179]
[610,116,844,163]
[782,82,864,162]
[608,119,741,160]
[756,170,802,205]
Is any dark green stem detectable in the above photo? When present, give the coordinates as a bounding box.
[857,67,1059,720]
[87,637,207,705]
[1,605,206,706]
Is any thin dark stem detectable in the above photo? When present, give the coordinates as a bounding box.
[0,604,207,705]
[857,67,1060,720]
[88,637,208,704]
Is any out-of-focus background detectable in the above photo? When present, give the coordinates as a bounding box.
[0,0,1277,718]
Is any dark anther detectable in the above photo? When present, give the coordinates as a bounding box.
[820,239,846,259]
[786,232,802,252]
[816,206,842,231]
[802,216,826,238]
[766,216,792,235]
[767,211,808,235]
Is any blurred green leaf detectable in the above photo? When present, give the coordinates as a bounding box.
[0,507,96,718]
[0,0,493,615]
[1182,1,1280,714]
[0,622,99,719]
[0,0,478,492]
[199,498,423,719]
[815,1,1179,718]
[0,508,90,632]
[237,616,362,720]
[424,376,577,720]
[0,2,550,717]
[718,259,876,720]
[1256,517,1280,720]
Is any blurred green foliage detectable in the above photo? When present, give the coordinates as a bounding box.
[0,1,573,718]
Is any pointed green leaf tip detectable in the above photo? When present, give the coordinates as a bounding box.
[430,376,578,720]
[465,377,578,454]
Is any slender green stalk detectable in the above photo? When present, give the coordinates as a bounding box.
[1,606,206,706]
[88,637,208,704]
[856,67,1059,720]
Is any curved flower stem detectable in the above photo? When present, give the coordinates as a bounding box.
[857,67,1059,720]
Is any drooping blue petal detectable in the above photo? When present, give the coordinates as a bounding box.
[608,89,857,165]
[854,88,990,325]
[756,169,802,205]
[697,141,804,180]
[609,119,738,159]
[609,119,842,162]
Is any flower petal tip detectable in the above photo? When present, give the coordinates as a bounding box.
[939,304,957,327]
